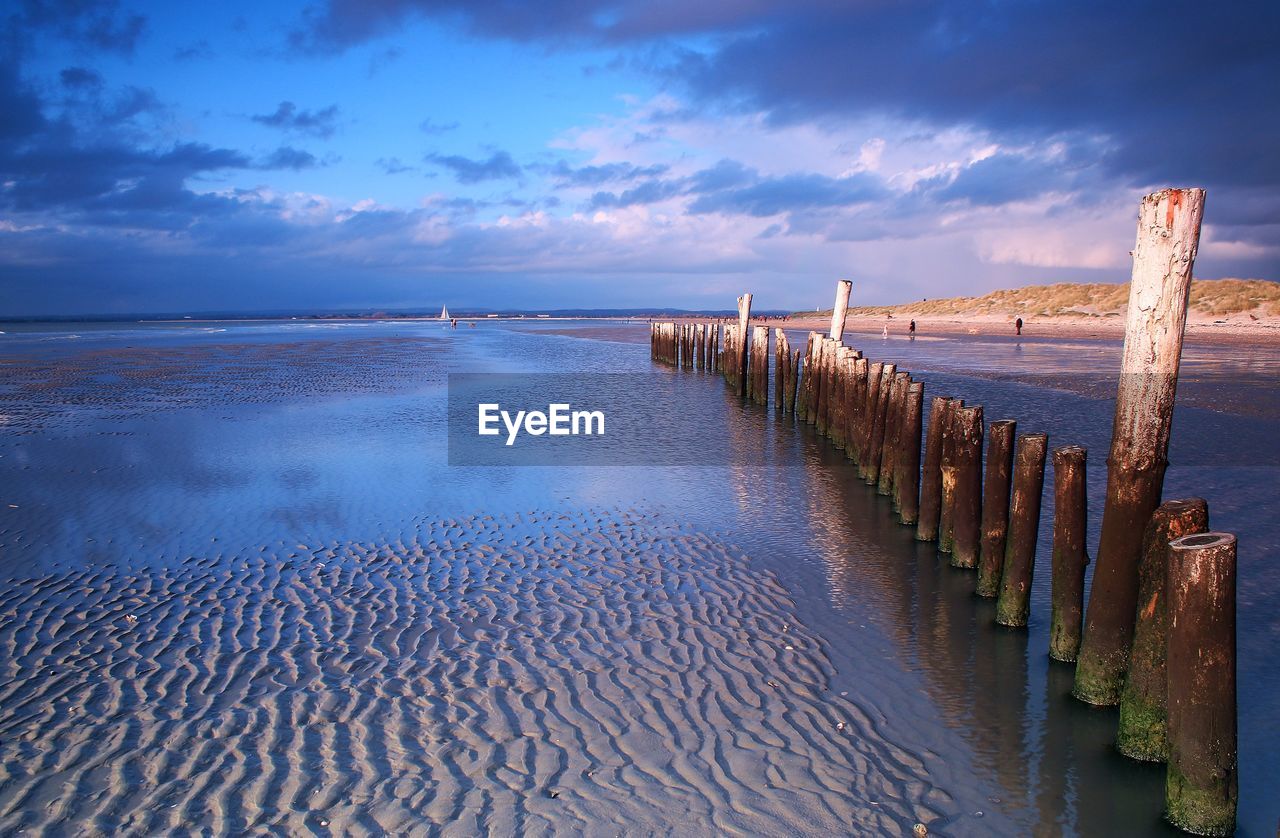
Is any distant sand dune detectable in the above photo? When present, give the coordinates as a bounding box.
[0,509,948,834]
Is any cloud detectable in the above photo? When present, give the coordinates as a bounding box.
[376,156,416,175]
[259,146,320,170]
[547,159,668,187]
[419,118,459,135]
[425,150,521,183]
[59,67,103,89]
[9,0,147,54]
[251,101,341,138]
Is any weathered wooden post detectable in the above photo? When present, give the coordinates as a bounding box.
[735,294,752,397]
[1075,188,1205,705]
[1165,531,1236,836]
[950,405,985,569]
[1117,498,1209,761]
[858,361,883,474]
[880,373,911,498]
[775,328,788,412]
[791,348,802,418]
[1049,445,1089,661]
[753,324,769,405]
[896,381,925,525]
[865,363,894,483]
[800,333,815,422]
[996,433,1048,628]
[977,420,1017,597]
[711,322,720,372]
[830,278,852,341]
[937,399,960,554]
[916,396,953,542]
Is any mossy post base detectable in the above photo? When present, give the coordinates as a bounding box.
[1117,498,1209,761]
[1164,532,1236,836]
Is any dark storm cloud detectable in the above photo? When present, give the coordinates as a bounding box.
[251,101,341,139]
[425,150,521,183]
[289,0,1280,195]
[10,0,146,54]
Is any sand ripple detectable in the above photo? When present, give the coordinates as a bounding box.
[0,509,948,835]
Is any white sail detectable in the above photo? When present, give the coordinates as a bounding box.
[439,305,450,320]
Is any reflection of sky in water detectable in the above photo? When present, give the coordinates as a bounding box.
[1,319,1276,833]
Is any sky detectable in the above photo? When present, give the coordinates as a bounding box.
[2,0,1278,316]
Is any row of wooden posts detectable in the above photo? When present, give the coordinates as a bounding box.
[648,189,1236,836]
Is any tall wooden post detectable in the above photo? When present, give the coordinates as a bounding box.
[1074,187,1206,706]
[1049,445,1089,662]
[736,294,752,397]
[1117,498,1209,762]
[1165,532,1236,836]
[879,372,909,496]
[867,363,896,484]
[830,279,852,341]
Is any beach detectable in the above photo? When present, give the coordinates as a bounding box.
[1,319,1276,834]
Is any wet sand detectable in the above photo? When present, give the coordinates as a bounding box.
[1,319,1275,834]
[0,509,949,835]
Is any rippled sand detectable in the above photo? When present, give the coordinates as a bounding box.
[0,509,949,835]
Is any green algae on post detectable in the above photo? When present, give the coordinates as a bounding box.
[1165,531,1237,836]
[1117,498,1209,762]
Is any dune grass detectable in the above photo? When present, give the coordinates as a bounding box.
[805,279,1280,320]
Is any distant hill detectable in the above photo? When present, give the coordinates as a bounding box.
[805,279,1280,321]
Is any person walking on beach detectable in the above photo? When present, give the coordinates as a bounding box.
[909,320,916,340]
[1015,317,1023,336]
[882,323,889,339]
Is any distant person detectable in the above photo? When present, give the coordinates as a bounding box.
[451,318,457,329]
[909,320,916,340]
[882,323,889,339]
[1015,317,1023,336]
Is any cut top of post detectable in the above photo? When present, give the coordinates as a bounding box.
[830,279,853,342]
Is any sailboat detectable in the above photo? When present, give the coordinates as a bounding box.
[439,305,450,320]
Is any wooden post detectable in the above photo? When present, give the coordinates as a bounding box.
[1165,532,1236,837]
[937,397,962,554]
[916,396,952,542]
[1049,445,1089,662]
[830,279,852,340]
[996,433,1048,628]
[879,372,909,496]
[897,381,924,525]
[736,294,752,397]
[711,322,720,372]
[753,325,769,405]
[858,362,883,473]
[866,363,896,484]
[791,347,802,419]
[977,420,1017,597]
[798,333,816,423]
[1117,498,1209,762]
[1075,188,1205,706]
[850,357,869,463]
[950,405,984,569]
[775,328,788,412]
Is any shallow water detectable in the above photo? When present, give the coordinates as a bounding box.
[0,319,1276,835]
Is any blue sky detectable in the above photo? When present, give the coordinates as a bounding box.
[2,0,1277,315]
